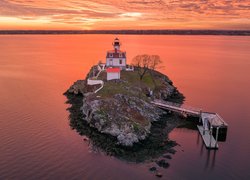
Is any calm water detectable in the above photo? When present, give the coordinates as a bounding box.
[0,35,250,179]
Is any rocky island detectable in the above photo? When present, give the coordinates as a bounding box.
[64,38,186,162]
[66,66,184,145]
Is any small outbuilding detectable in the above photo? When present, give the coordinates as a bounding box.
[106,68,120,81]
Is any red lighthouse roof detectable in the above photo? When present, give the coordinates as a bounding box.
[106,68,121,73]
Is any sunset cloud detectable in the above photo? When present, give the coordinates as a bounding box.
[0,0,249,30]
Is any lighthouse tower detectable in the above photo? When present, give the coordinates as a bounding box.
[106,38,126,69]
[112,38,121,51]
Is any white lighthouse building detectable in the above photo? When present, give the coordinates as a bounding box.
[106,38,126,69]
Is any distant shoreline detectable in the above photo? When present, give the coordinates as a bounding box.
[0,30,250,36]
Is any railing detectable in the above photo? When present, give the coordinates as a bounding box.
[87,79,103,85]
[87,64,105,93]
[153,99,201,113]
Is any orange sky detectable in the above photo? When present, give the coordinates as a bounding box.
[0,0,250,30]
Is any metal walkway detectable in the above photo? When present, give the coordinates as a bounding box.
[151,100,228,149]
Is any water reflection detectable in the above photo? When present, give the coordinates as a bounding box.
[176,121,220,171]
[198,134,217,170]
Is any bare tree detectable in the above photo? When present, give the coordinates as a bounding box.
[132,54,151,80]
[132,54,162,80]
[149,55,162,71]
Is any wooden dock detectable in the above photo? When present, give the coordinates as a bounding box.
[197,125,218,149]
[151,100,228,149]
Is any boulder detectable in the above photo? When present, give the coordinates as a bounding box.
[149,166,157,172]
[156,172,163,178]
[156,159,170,168]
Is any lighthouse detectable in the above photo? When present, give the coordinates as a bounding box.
[113,38,121,51]
[106,38,127,69]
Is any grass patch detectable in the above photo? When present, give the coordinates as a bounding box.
[97,71,107,81]
[96,70,165,99]
[96,81,129,98]
[121,70,163,89]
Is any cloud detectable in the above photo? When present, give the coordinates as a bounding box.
[119,12,142,17]
[0,0,249,29]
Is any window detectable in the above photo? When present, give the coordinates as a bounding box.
[119,59,122,64]
[109,53,113,57]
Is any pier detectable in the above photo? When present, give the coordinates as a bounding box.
[151,100,228,149]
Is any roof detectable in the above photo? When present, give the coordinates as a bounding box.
[107,50,125,53]
[106,68,121,73]
[202,112,228,127]
[106,50,126,58]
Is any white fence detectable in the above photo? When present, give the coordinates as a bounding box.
[87,64,105,93]
[87,79,103,85]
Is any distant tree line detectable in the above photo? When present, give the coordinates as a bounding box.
[0,30,250,36]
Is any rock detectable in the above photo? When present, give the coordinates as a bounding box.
[149,166,157,172]
[117,134,125,141]
[156,159,170,168]
[168,148,176,154]
[163,155,172,159]
[81,93,160,146]
[67,80,86,95]
[155,172,163,178]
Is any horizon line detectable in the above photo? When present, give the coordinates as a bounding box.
[0,29,250,36]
